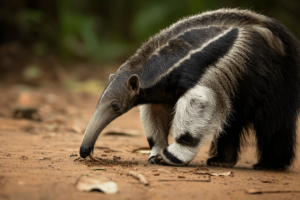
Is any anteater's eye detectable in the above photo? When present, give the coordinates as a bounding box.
[111,101,120,111]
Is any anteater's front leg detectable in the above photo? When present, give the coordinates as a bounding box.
[140,104,174,164]
[160,86,222,166]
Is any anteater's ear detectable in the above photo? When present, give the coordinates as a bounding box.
[127,74,140,94]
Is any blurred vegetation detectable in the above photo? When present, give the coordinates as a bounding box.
[0,0,300,63]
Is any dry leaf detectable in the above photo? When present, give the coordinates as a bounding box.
[128,171,149,186]
[210,171,233,177]
[132,147,151,154]
[76,176,118,194]
[133,150,151,154]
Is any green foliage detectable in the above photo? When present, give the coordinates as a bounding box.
[23,65,41,80]
[63,78,106,93]
[2,0,300,63]
[57,0,131,62]
[133,1,181,40]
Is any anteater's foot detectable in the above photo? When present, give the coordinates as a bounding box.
[149,145,194,166]
[207,157,236,168]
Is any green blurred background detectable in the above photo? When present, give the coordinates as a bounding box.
[0,0,299,86]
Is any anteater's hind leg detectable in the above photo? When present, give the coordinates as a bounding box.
[140,104,174,164]
[252,110,297,170]
[160,86,223,166]
[207,120,243,167]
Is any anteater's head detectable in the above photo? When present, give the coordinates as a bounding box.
[79,70,140,158]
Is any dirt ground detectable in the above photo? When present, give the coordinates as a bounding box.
[1,87,300,200]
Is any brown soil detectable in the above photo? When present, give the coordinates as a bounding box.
[1,88,300,200]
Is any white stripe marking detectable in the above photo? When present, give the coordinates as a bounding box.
[145,28,235,88]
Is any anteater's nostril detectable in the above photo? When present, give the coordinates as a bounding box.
[80,146,93,158]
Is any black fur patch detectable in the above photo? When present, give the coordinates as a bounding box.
[140,27,225,87]
[163,148,183,164]
[178,27,224,48]
[147,137,155,149]
[176,132,202,147]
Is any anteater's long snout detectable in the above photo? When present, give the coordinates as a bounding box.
[79,105,117,158]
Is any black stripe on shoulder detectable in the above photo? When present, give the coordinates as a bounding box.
[140,27,227,87]
[168,28,239,98]
[176,132,202,147]
[163,148,183,164]
[147,137,155,149]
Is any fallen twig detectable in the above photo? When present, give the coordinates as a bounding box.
[246,189,300,194]
[193,172,211,175]
[127,171,149,186]
[158,179,211,182]
[193,171,234,177]
[90,167,106,171]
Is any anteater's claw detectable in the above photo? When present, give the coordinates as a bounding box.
[148,154,168,165]
[148,156,157,164]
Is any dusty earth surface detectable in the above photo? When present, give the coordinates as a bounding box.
[1,87,300,200]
